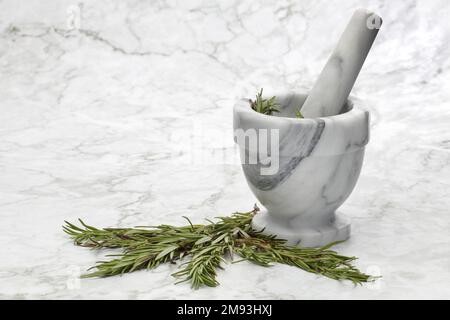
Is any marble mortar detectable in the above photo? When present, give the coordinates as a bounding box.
[234,93,369,247]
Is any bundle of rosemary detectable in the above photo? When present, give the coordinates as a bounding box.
[249,88,304,118]
[64,206,372,289]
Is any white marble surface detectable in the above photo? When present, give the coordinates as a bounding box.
[0,0,449,299]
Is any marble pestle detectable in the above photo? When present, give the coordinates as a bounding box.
[300,9,382,118]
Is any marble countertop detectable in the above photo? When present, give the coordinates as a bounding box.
[1,0,449,299]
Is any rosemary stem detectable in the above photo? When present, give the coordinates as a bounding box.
[63,207,374,289]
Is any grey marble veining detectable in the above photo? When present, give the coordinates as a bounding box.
[234,94,368,246]
[0,0,449,299]
[300,9,382,118]
[234,95,326,191]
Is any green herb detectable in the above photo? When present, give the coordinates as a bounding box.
[250,88,305,119]
[249,88,280,115]
[63,206,374,289]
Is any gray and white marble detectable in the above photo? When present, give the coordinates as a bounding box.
[0,0,449,299]
[300,9,382,117]
[234,94,369,246]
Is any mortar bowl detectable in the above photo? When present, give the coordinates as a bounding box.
[233,93,369,247]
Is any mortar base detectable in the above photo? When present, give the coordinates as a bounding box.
[251,209,351,247]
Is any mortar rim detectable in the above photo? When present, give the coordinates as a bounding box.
[234,92,368,124]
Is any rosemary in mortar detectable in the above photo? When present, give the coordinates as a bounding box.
[63,206,372,289]
[250,88,304,118]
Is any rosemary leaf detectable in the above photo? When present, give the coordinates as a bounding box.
[250,88,305,119]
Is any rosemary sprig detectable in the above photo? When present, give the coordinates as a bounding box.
[172,243,227,289]
[63,206,374,289]
[249,88,280,115]
[249,88,304,118]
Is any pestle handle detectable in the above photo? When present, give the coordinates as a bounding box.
[300,9,382,118]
